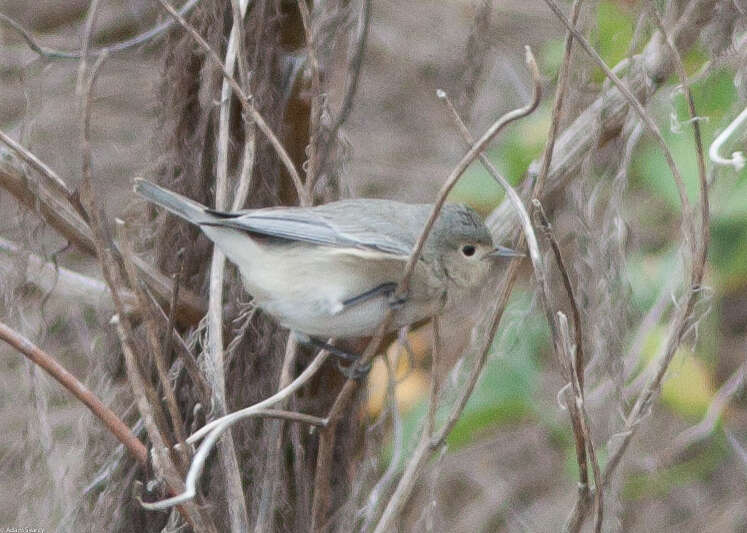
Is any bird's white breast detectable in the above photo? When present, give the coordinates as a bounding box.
[201,226,443,338]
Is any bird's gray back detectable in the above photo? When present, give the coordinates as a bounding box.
[216,199,435,256]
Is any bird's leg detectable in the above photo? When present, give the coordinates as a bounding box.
[303,336,358,362]
[335,359,372,381]
[294,333,372,380]
[339,282,407,312]
[386,289,408,310]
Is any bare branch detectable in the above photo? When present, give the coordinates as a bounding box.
[533,200,592,519]
[162,267,182,387]
[117,219,190,461]
[438,90,541,278]
[487,0,717,241]
[0,0,200,60]
[0,320,147,465]
[373,320,445,533]
[374,257,524,533]
[297,0,323,192]
[207,0,254,528]
[396,47,541,301]
[73,12,214,527]
[332,0,371,134]
[557,313,602,533]
[0,150,94,252]
[531,3,710,529]
[255,335,299,533]
[534,0,584,198]
[660,362,745,465]
[647,2,707,223]
[540,0,693,237]
[0,148,207,325]
[142,286,212,406]
[0,127,74,200]
[140,406,326,511]
[361,342,406,532]
[0,236,137,312]
[129,253,207,326]
[228,0,256,213]
[141,348,331,510]
[602,1,710,485]
[533,201,585,392]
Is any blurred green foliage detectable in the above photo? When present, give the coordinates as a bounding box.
[447,107,548,214]
[396,291,546,460]
[623,433,728,501]
[593,0,635,82]
[445,292,546,448]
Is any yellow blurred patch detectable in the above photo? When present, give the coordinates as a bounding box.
[639,327,715,420]
[366,325,431,417]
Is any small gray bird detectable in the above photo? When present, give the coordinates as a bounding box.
[134,179,519,347]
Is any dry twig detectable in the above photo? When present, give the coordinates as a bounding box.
[205,0,254,528]
[0,320,147,465]
[534,0,584,198]
[540,0,693,238]
[297,0,323,191]
[73,8,214,528]
[659,362,745,465]
[141,348,331,510]
[311,45,542,527]
[487,0,717,240]
[0,236,137,312]
[254,336,300,533]
[361,340,406,532]
[601,0,710,482]
[0,128,74,200]
[117,220,190,463]
[0,0,200,60]
[314,0,372,184]
[533,200,601,532]
[143,287,212,406]
[557,312,603,533]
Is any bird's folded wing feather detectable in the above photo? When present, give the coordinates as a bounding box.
[202,199,432,257]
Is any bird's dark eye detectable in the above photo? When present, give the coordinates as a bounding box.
[461,245,476,257]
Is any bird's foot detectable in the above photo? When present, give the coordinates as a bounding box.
[387,289,408,310]
[295,333,371,380]
[336,359,372,381]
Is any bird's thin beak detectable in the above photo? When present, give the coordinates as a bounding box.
[486,245,525,259]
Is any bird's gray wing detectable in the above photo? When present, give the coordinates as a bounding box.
[201,199,431,256]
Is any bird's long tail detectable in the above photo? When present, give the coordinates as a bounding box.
[133,178,211,224]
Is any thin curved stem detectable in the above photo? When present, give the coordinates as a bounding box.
[140,349,330,510]
[0,321,147,465]
[0,0,200,60]
[396,47,541,300]
[709,106,747,171]
[369,48,542,533]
